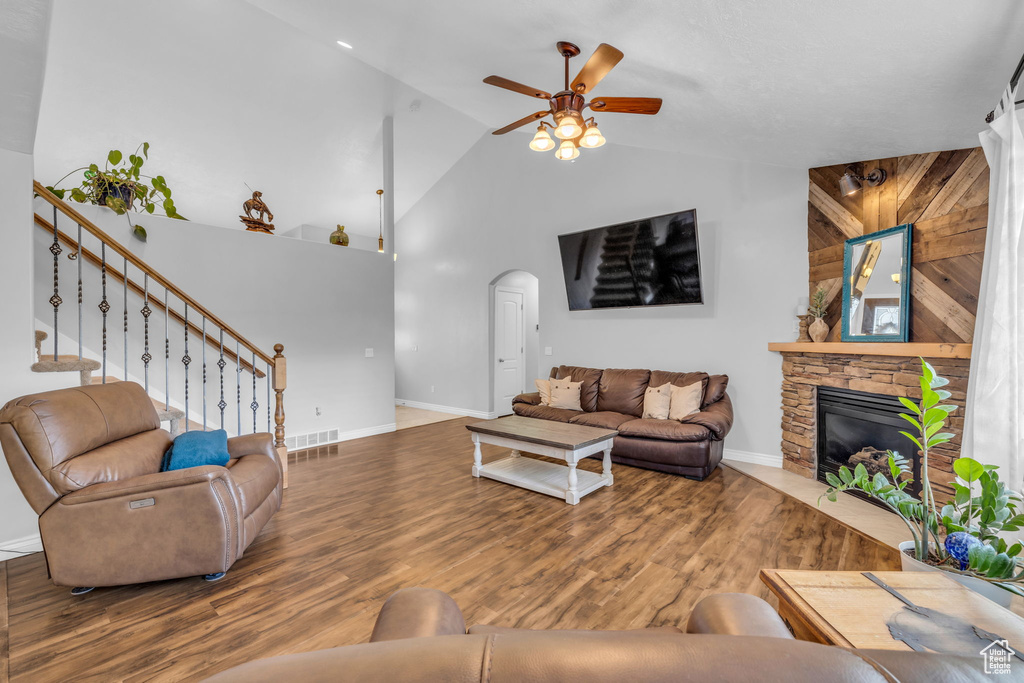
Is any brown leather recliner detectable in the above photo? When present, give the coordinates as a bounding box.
[204,587,986,681]
[514,365,733,480]
[0,382,282,588]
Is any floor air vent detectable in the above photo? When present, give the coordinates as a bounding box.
[284,428,341,452]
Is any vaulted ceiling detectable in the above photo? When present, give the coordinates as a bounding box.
[248,0,1024,167]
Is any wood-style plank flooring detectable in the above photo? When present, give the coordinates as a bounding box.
[1,418,900,681]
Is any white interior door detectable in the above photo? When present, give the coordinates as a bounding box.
[494,286,525,416]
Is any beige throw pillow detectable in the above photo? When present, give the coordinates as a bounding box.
[642,383,672,420]
[669,382,703,421]
[534,379,552,406]
[549,378,583,411]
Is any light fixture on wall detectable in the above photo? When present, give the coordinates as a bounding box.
[377,189,384,253]
[839,167,887,196]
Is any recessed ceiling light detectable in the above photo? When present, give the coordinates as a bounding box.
[336,40,353,49]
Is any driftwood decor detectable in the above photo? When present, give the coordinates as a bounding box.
[240,190,275,233]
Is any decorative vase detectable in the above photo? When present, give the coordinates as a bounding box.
[897,540,1012,607]
[808,316,828,343]
[329,224,350,246]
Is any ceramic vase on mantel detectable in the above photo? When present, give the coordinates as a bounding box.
[897,540,1012,607]
[808,317,829,343]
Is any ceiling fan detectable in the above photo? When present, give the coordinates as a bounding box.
[484,41,662,160]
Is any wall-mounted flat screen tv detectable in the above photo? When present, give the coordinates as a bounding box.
[557,209,703,311]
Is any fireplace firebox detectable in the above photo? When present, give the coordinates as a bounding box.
[816,386,921,508]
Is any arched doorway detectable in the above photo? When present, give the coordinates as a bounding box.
[489,270,540,416]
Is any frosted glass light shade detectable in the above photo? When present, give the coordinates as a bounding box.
[556,140,579,160]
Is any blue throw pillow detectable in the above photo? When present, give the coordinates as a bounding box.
[162,429,231,472]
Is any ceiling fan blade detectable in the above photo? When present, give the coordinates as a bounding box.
[483,76,551,100]
[492,111,549,135]
[570,43,624,94]
[589,97,663,115]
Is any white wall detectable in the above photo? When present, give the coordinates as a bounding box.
[395,136,808,457]
[34,0,486,239]
[0,1,56,548]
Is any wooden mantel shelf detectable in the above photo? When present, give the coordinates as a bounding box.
[768,342,972,359]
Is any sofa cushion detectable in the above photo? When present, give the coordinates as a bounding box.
[617,419,711,442]
[534,379,552,406]
[553,366,603,412]
[642,383,672,420]
[549,378,583,411]
[650,370,709,403]
[49,429,171,495]
[668,383,703,421]
[703,374,729,408]
[596,369,651,417]
[569,411,635,430]
[513,403,581,423]
[162,429,231,472]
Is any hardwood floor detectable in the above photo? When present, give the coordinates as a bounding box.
[1,418,899,681]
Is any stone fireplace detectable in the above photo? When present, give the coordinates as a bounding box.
[771,346,971,499]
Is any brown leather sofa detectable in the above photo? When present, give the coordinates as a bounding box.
[0,382,282,589]
[513,365,733,480]
[205,587,985,681]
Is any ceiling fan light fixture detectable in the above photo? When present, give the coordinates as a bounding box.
[556,140,579,161]
[579,122,605,148]
[529,125,555,151]
[554,112,583,140]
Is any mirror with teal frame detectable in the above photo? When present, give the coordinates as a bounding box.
[841,223,912,342]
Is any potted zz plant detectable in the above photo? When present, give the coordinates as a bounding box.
[820,358,1024,605]
[46,142,186,241]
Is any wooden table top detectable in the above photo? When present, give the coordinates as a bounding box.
[761,569,1024,653]
[466,416,617,449]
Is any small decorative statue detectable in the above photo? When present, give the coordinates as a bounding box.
[239,190,275,233]
[329,224,350,246]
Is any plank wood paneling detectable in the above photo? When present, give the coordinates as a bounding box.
[808,147,988,343]
[0,418,901,681]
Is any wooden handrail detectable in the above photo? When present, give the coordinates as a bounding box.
[34,181,275,365]
[33,213,266,378]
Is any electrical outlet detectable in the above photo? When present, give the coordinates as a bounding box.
[431,385,435,393]
[412,345,418,352]
[544,347,553,356]
[365,348,374,358]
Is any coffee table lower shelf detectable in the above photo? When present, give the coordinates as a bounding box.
[477,455,610,502]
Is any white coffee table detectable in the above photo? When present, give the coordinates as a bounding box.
[466,416,617,505]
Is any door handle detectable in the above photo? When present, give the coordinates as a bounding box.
[498,358,505,363]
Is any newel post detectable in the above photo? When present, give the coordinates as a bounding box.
[273,343,288,489]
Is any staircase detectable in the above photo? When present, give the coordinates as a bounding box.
[30,182,289,486]
[588,222,656,308]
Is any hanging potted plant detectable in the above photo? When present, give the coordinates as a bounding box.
[819,358,1024,605]
[45,142,186,241]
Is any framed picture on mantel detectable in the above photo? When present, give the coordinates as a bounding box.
[841,224,912,342]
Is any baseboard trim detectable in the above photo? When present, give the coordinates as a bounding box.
[723,448,783,468]
[396,399,497,420]
[0,533,43,554]
[288,423,397,452]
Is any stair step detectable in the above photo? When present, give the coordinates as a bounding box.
[31,356,101,373]
[86,376,197,431]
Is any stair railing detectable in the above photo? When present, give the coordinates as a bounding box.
[32,181,289,486]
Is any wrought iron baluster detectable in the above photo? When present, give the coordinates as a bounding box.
[141,274,152,393]
[50,206,62,361]
[236,340,242,436]
[251,351,258,433]
[267,361,272,433]
[77,223,82,360]
[164,288,170,411]
[99,244,109,381]
[218,331,226,429]
[123,256,128,381]
[202,317,207,431]
[183,304,190,432]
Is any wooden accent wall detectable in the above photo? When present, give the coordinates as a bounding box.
[808,148,989,342]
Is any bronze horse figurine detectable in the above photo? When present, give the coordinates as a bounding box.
[243,191,273,224]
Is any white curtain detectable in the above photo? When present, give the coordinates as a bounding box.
[963,83,1024,492]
